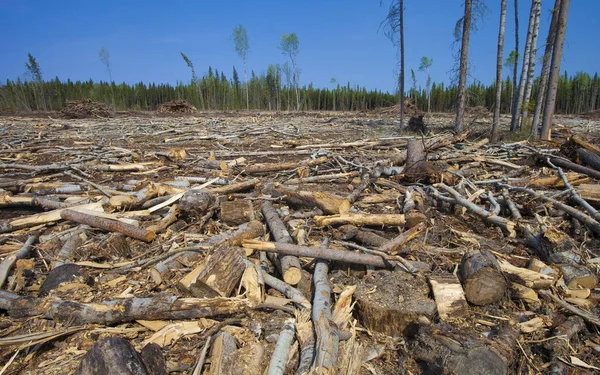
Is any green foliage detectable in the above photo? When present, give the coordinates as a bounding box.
[99,47,111,82]
[504,50,519,68]
[25,53,43,83]
[232,25,250,61]
[279,33,299,59]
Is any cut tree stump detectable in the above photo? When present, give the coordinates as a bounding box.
[459,249,506,305]
[75,337,167,375]
[220,200,254,226]
[179,189,213,219]
[557,263,598,289]
[178,246,246,298]
[353,270,436,336]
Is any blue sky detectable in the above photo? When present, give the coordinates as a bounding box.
[1,0,598,93]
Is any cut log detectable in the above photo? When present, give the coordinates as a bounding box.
[428,274,469,321]
[243,156,328,174]
[557,263,598,289]
[179,189,213,219]
[178,247,246,298]
[220,200,254,226]
[578,148,600,171]
[262,183,350,215]
[549,157,600,180]
[544,316,586,374]
[314,213,406,227]
[208,178,259,194]
[354,270,436,336]
[75,337,167,375]
[0,234,37,288]
[459,249,506,305]
[61,209,155,242]
[267,319,296,375]
[139,343,169,375]
[577,183,600,206]
[227,342,265,375]
[261,201,303,285]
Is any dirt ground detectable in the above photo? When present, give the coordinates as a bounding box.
[0,110,599,374]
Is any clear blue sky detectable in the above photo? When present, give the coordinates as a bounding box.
[1,0,598,93]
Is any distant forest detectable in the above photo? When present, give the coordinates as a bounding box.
[0,67,597,114]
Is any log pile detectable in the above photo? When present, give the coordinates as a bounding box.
[61,99,111,119]
[157,99,197,114]
[0,111,599,374]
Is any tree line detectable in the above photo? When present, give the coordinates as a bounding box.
[1,63,596,115]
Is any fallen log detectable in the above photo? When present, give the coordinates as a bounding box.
[221,200,254,225]
[0,234,37,288]
[243,156,328,174]
[208,178,260,194]
[261,201,303,285]
[61,209,156,242]
[498,259,554,289]
[243,240,394,269]
[458,249,506,306]
[267,319,296,375]
[0,291,250,325]
[549,157,600,180]
[578,148,600,171]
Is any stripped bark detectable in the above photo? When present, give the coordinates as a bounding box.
[61,209,156,242]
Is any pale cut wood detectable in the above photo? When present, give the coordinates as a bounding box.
[429,274,469,321]
[220,200,254,225]
[509,282,540,309]
[2,201,104,232]
[558,263,598,289]
[207,332,237,375]
[178,247,246,298]
[263,183,350,215]
[315,213,406,227]
[499,259,554,289]
[577,183,600,205]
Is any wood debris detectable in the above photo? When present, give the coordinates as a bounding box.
[0,111,599,374]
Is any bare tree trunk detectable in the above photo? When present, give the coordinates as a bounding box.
[454,0,472,133]
[492,0,508,142]
[244,61,249,110]
[540,0,570,140]
[520,0,542,130]
[510,0,519,115]
[531,0,561,137]
[511,0,537,132]
[399,0,405,130]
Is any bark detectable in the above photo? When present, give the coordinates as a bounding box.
[498,259,554,289]
[549,156,600,179]
[208,178,259,194]
[491,0,508,142]
[511,0,520,115]
[267,319,296,375]
[399,0,405,130]
[243,156,327,174]
[404,139,433,182]
[459,249,506,305]
[519,0,541,129]
[61,209,156,242]
[540,0,571,140]
[531,0,561,137]
[557,263,598,289]
[0,291,249,325]
[75,337,163,375]
[39,263,84,297]
[454,0,472,133]
[578,148,600,171]
[261,201,302,285]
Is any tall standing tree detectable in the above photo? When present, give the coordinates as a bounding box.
[531,0,561,137]
[25,53,46,111]
[510,0,539,131]
[454,0,473,133]
[99,47,112,83]
[492,0,508,142]
[510,0,520,119]
[419,56,433,113]
[180,52,205,110]
[540,0,570,140]
[410,69,418,102]
[330,78,338,111]
[279,33,301,110]
[519,0,541,129]
[232,25,250,110]
[381,0,405,129]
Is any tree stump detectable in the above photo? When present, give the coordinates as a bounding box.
[220,200,254,226]
[39,263,85,297]
[354,270,436,336]
[75,337,167,375]
[459,249,506,305]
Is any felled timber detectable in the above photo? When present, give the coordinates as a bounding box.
[61,208,156,242]
[459,249,506,305]
[262,183,350,215]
